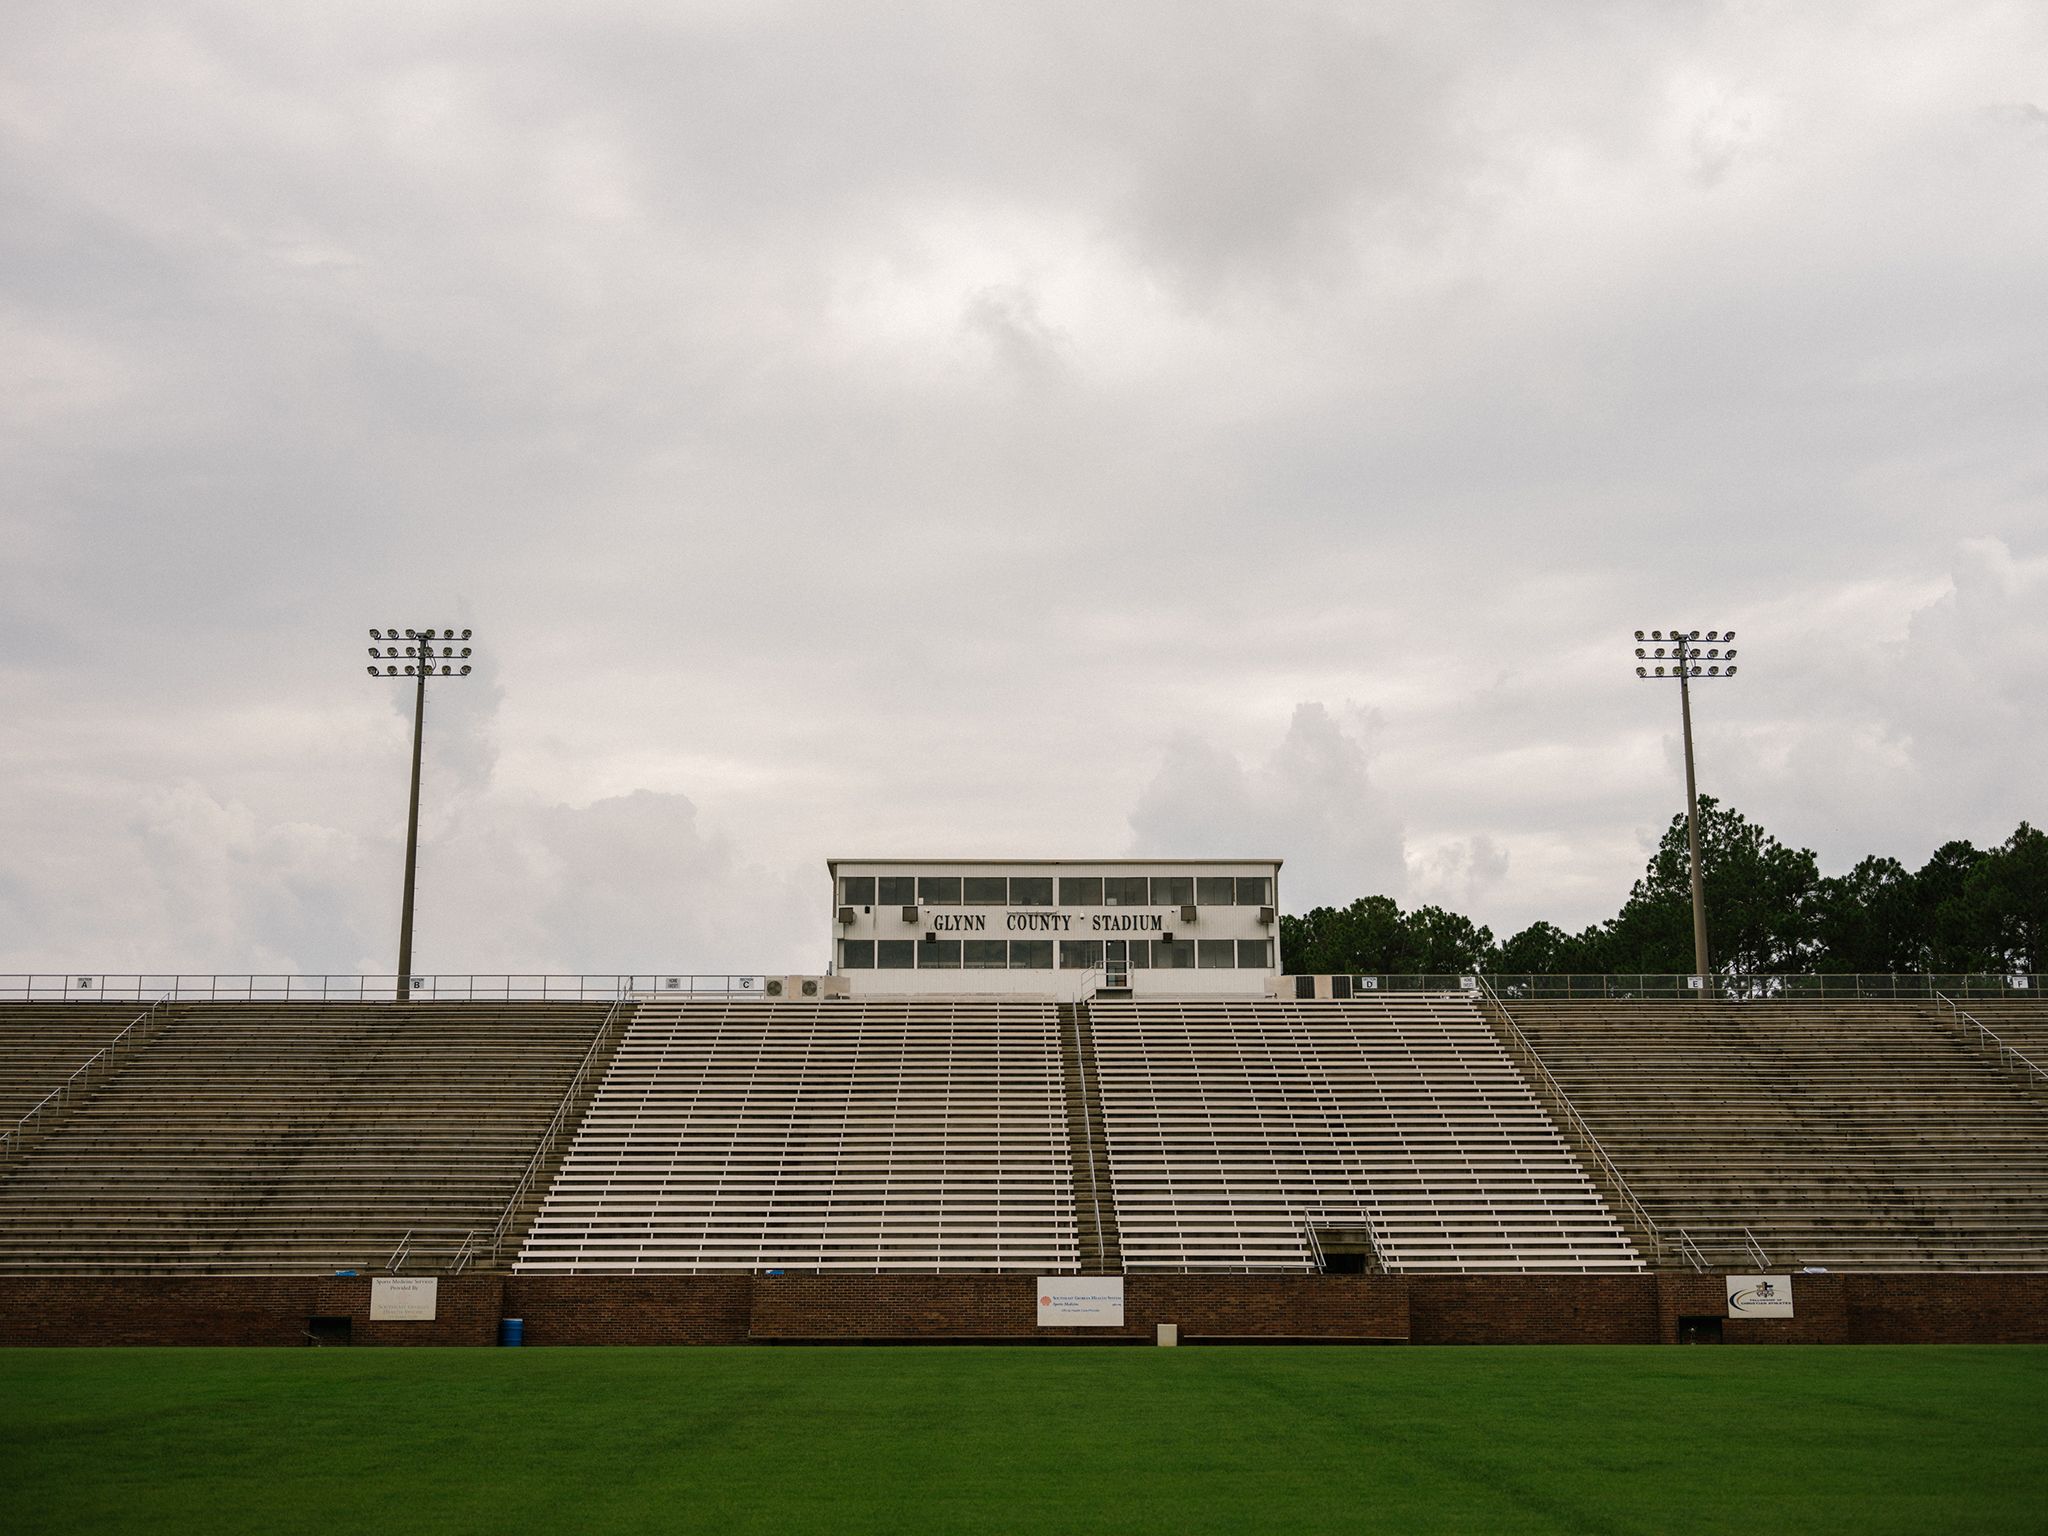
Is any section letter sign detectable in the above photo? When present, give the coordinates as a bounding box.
[1036,1276,1124,1327]
[1725,1275,1794,1319]
[370,1277,440,1321]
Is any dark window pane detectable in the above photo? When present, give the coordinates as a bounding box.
[918,938,961,968]
[1196,877,1235,906]
[964,877,1008,905]
[841,876,875,905]
[1234,877,1271,906]
[964,939,1008,968]
[1153,939,1194,969]
[1058,877,1103,906]
[1150,876,1193,906]
[876,941,916,969]
[1237,939,1272,968]
[1104,877,1149,907]
[1009,940,1053,968]
[878,876,915,905]
[1199,939,1236,968]
[1009,877,1053,906]
[1126,940,1151,969]
[1059,940,1103,969]
[918,876,961,905]
[840,940,875,970]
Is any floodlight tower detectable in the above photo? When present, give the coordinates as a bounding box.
[1633,627,1739,981]
[366,627,474,1001]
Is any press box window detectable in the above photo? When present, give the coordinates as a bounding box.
[1059,940,1103,970]
[964,939,1007,968]
[1058,877,1103,906]
[878,876,915,905]
[1198,939,1236,969]
[1234,877,1271,906]
[918,938,961,969]
[1237,939,1272,968]
[1009,940,1053,968]
[1196,877,1235,906]
[1010,877,1053,906]
[841,876,875,906]
[964,877,1008,905]
[918,876,962,905]
[1104,877,1149,907]
[1153,940,1195,969]
[876,941,916,969]
[840,940,875,970]
[1150,876,1193,906]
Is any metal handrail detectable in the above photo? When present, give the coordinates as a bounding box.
[1474,977,1668,1265]
[388,1230,413,1272]
[0,974,773,1003]
[0,993,173,1162]
[1935,992,2048,1088]
[1065,1000,1114,1273]
[489,997,632,1259]
[6,971,2041,1003]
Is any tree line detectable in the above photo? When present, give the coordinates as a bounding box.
[1279,800,2048,977]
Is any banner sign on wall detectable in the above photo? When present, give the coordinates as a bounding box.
[1036,1277,1124,1327]
[1725,1275,1794,1319]
[370,1277,439,1321]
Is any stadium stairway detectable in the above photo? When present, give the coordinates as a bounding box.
[1087,993,1643,1274]
[516,996,1079,1274]
[1499,999,2048,1270]
[1058,1002,1123,1274]
[0,1001,622,1275]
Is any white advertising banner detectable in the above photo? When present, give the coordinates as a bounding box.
[1036,1276,1125,1327]
[1725,1275,1794,1319]
[370,1277,439,1321]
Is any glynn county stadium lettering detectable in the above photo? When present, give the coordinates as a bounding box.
[929,912,1169,933]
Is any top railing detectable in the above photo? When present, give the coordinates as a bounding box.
[1319,972,2041,1002]
[0,974,774,1003]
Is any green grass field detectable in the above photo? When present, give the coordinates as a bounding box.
[3,1346,2044,1534]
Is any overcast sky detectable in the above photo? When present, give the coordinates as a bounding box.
[3,1,2044,977]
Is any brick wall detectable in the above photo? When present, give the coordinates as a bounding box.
[1,1271,2041,1346]
[1408,1274,1659,1344]
[0,1276,503,1346]
[747,1274,1408,1341]
[502,1276,750,1345]
[1844,1273,2048,1343]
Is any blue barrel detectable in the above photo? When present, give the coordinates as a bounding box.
[499,1318,525,1347]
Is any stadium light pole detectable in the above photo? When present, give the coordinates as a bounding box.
[1633,627,1738,982]
[366,627,474,1001]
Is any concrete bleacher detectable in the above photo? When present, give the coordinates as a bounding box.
[517,996,1076,1273]
[1087,994,1642,1273]
[0,1002,168,1128]
[1931,999,2048,1081]
[1503,1000,2048,1270]
[0,1001,617,1274]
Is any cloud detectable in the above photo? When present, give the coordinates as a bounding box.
[1128,703,1405,911]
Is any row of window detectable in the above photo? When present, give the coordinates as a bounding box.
[840,875,1272,908]
[840,939,1274,971]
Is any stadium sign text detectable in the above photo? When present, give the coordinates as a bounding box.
[929,911,1170,933]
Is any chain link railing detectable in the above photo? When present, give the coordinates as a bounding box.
[0,974,773,1002]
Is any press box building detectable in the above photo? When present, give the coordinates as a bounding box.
[828,858,1282,1001]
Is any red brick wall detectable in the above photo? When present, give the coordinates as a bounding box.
[0,1276,503,1346]
[1657,1273,1850,1344]
[747,1274,1407,1341]
[502,1276,750,1345]
[1844,1273,2048,1343]
[1408,1274,1659,1344]
[1,1271,2041,1346]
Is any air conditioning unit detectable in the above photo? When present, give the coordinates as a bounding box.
[837,905,856,926]
[901,905,919,923]
[1180,904,1198,924]
[766,978,785,997]
[1258,905,1276,925]
[801,978,820,997]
